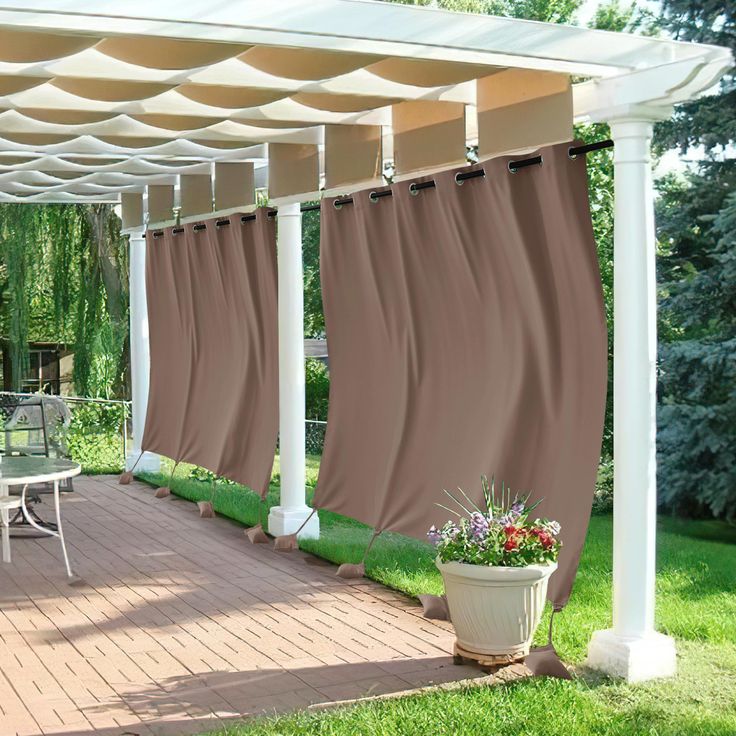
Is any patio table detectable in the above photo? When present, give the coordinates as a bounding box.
[0,457,80,577]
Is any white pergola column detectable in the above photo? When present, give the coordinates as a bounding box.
[587,111,676,682]
[268,203,320,540]
[126,229,160,473]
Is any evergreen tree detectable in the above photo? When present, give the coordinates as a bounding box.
[655,1,735,517]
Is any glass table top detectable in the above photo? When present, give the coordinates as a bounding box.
[0,456,81,484]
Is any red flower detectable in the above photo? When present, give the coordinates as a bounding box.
[504,525,518,537]
[504,537,518,551]
[538,532,554,550]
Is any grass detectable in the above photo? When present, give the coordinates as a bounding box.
[137,457,736,736]
[203,644,736,736]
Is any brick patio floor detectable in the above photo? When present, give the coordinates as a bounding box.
[0,476,484,736]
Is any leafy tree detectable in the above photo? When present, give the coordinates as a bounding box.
[591,0,635,32]
[76,205,129,398]
[0,203,129,398]
[577,123,614,460]
[0,205,34,388]
[302,207,324,338]
[305,359,330,420]
[384,0,582,22]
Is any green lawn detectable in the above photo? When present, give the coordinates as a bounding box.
[138,458,736,736]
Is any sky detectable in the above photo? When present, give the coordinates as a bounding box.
[577,0,603,25]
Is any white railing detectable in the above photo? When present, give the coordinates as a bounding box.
[2,392,326,469]
[0,391,131,469]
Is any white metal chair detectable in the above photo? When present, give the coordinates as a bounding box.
[0,495,22,563]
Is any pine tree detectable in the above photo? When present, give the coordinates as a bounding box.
[655,1,735,518]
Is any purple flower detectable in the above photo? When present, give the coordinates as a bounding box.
[427,526,442,545]
[511,500,525,515]
[469,512,489,540]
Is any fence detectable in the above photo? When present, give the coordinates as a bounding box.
[305,420,327,456]
[0,392,326,474]
[0,392,131,474]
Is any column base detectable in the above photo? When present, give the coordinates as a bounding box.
[126,450,161,474]
[586,629,677,682]
[268,506,320,540]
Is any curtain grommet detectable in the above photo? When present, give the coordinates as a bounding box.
[454,172,465,186]
[368,191,379,204]
[508,155,543,174]
[333,199,343,210]
[409,182,420,196]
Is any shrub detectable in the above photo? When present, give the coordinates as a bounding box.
[305,358,329,421]
[63,402,126,474]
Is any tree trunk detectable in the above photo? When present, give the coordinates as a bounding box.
[84,204,130,398]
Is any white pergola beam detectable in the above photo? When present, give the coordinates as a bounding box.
[0,0,717,75]
[574,55,733,122]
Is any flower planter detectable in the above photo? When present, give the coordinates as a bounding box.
[437,558,557,659]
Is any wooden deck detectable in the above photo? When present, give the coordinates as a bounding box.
[0,476,482,735]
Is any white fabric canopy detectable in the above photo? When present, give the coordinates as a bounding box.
[0,0,728,203]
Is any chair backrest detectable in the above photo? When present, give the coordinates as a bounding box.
[0,394,71,457]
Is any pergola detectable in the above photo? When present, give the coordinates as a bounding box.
[0,0,730,683]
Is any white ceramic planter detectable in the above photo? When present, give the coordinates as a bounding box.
[437,559,557,659]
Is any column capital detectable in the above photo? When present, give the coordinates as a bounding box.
[605,106,672,165]
[592,103,673,127]
[277,201,302,218]
[124,228,146,242]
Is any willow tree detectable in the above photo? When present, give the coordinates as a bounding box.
[0,202,129,398]
[76,204,129,398]
[0,204,35,388]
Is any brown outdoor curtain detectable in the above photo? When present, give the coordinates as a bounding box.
[142,209,278,496]
[315,141,607,607]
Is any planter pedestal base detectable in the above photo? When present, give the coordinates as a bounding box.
[452,641,524,671]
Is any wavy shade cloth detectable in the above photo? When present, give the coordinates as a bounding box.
[315,141,607,607]
[142,209,278,496]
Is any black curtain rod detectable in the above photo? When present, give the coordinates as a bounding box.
[318,139,613,212]
[148,140,613,238]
